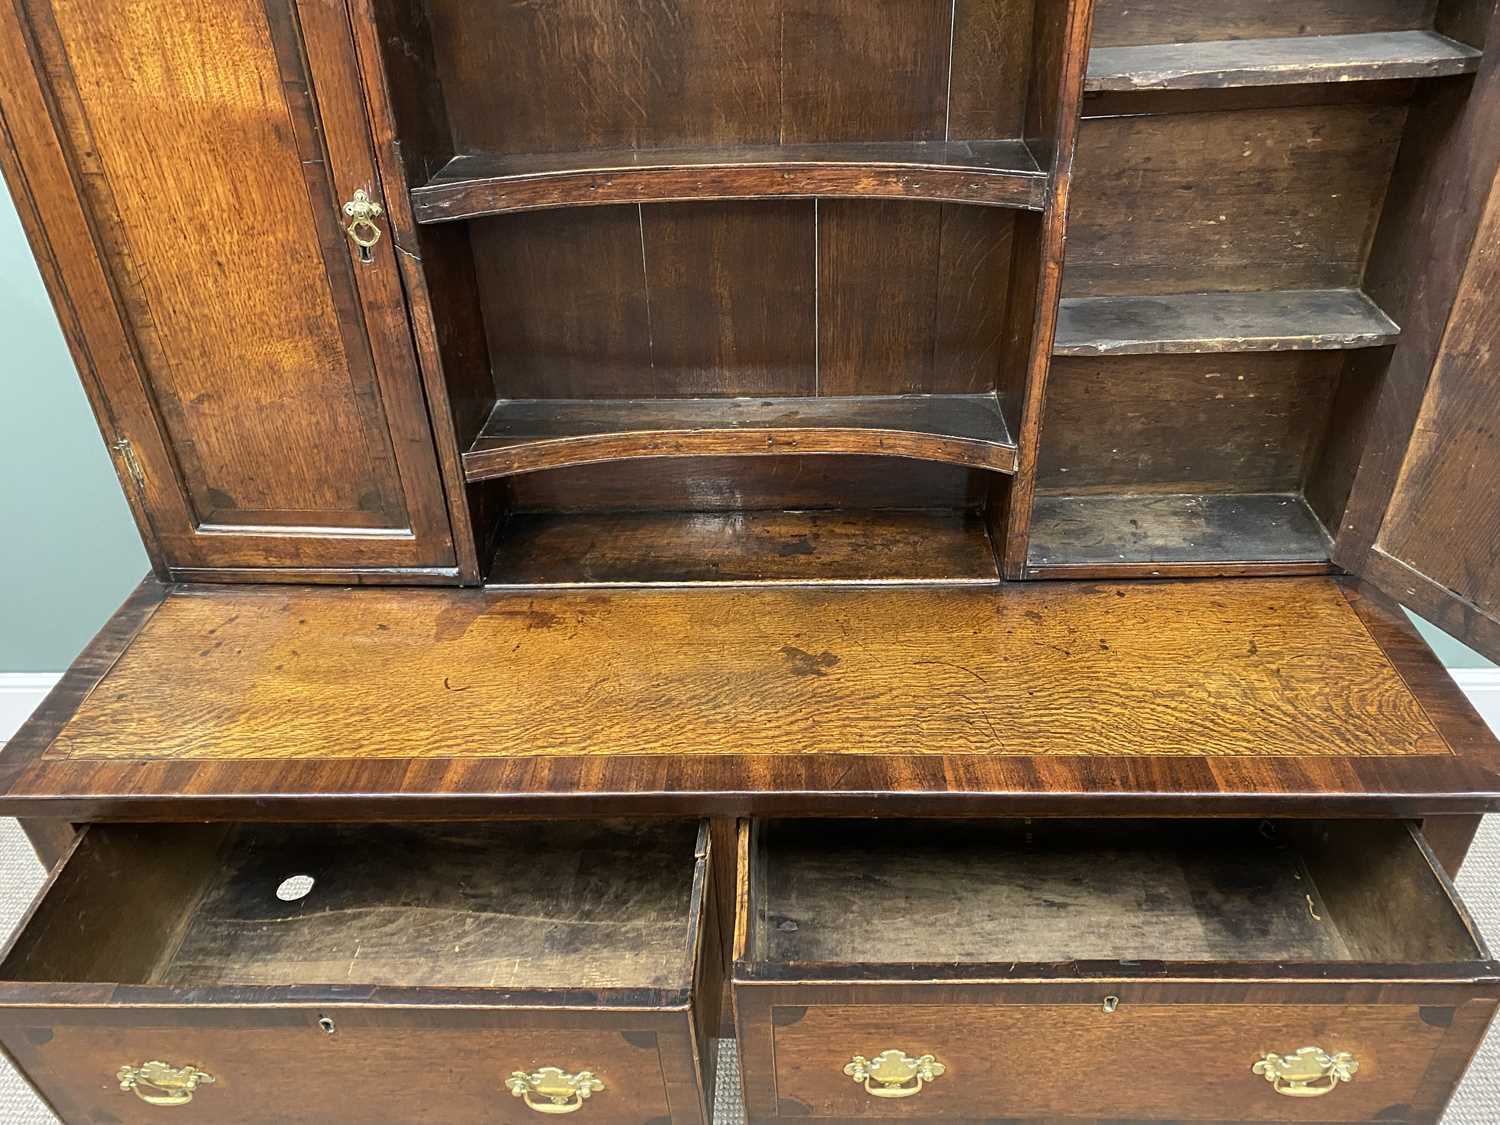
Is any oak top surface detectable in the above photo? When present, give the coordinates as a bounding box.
[3,577,1497,817]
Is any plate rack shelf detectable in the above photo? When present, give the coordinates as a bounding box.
[353,0,1492,587]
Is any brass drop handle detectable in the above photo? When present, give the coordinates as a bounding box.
[843,1050,946,1099]
[1253,1046,1359,1098]
[507,1067,605,1114]
[342,188,384,262]
[117,1061,215,1106]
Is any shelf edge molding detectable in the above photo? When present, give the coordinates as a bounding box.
[1054,288,1401,356]
[412,140,1049,222]
[1086,30,1483,93]
[462,394,1019,481]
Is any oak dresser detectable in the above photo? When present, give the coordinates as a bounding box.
[4,0,1500,1121]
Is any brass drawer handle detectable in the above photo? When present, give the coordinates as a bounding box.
[843,1050,946,1099]
[1253,1047,1359,1098]
[507,1067,605,1115]
[117,1061,215,1106]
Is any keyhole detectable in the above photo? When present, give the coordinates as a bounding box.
[318,1016,336,1035]
[358,244,373,264]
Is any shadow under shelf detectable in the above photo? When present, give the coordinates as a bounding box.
[411,140,1048,222]
[462,393,1019,482]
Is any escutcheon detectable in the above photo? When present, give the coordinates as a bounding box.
[507,1066,606,1114]
[1253,1046,1359,1098]
[843,1049,946,1099]
[117,1061,216,1106]
[341,189,385,259]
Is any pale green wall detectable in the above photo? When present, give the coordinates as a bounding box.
[0,188,150,672]
[0,186,1495,673]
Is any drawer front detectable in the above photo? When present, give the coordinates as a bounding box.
[754,1001,1487,1122]
[2,1013,698,1125]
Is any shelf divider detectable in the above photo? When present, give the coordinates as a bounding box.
[412,140,1047,223]
[463,394,1018,481]
[1086,30,1482,93]
[1054,289,1400,356]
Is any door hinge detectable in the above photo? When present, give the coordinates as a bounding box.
[113,437,146,496]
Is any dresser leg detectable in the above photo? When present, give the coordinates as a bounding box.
[1421,815,1484,878]
[16,819,74,870]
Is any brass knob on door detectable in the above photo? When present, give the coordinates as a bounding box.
[1253,1046,1358,1098]
[843,1050,946,1099]
[117,1060,216,1106]
[507,1066,605,1114]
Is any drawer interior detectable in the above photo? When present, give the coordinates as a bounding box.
[740,819,1487,967]
[1,821,704,992]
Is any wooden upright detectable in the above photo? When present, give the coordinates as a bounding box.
[2,1,1500,1121]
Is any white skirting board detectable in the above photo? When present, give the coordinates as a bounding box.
[0,674,60,743]
[3,670,1500,743]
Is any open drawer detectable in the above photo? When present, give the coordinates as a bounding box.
[732,819,1499,1124]
[0,820,719,1124]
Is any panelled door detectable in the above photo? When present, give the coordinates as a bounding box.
[1350,182,1500,663]
[0,0,455,576]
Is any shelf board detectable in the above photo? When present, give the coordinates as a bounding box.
[1086,31,1482,92]
[411,140,1048,222]
[463,394,1018,481]
[488,509,1001,588]
[1054,289,1401,357]
[1027,492,1334,577]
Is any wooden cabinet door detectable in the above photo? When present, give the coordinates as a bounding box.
[1351,202,1500,663]
[0,0,456,578]
[1333,121,1500,663]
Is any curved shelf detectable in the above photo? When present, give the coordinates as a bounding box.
[1086,30,1482,93]
[412,140,1047,223]
[462,394,1018,481]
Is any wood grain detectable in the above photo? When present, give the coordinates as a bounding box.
[22,580,1455,764]
[1064,105,1407,297]
[156,822,699,990]
[757,820,1358,964]
[3,578,1498,817]
[1087,31,1482,92]
[489,510,1001,588]
[464,395,1017,480]
[1036,353,1345,494]
[0,0,454,570]
[505,456,987,515]
[1332,0,1500,648]
[766,1002,1473,1121]
[640,202,816,397]
[1027,493,1333,571]
[1054,289,1400,356]
[1090,0,1440,47]
[1358,125,1500,664]
[411,142,1047,222]
[1,1019,691,1125]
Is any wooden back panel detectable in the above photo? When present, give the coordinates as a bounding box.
[422,0,1035,154]
[1091,0,1439,46]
